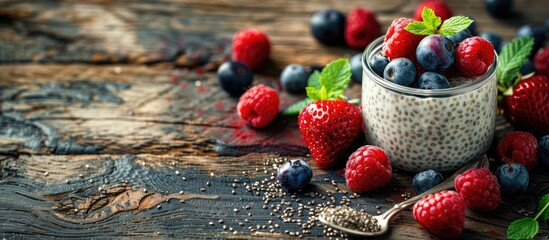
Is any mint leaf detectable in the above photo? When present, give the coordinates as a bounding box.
[319,58,351,99]
[496,37,534,89]
[421,7,442,32]
[405,21,434,35]
[308,70,321,89]
[438,16,474,36]
[507,217,538,240]
[305,58,352,101]
[536,194,549,223]
[282,98,314,116]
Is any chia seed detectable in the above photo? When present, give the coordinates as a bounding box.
[320,206,381,233]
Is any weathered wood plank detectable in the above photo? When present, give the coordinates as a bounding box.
[1,154,548,239]
[0,0,547,72]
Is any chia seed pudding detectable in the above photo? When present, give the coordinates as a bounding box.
[361,37,498,172]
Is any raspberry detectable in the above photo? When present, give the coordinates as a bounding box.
[534,47,549,76]
[414,0,453,21]
[383,18,425,61]
[231,29,271,71]
[344,145,392,193]
[455,37,495,77]
[454,168,501,212]
[497,131,538,171]
[237,84,279,128]
[413,190,465,239]
[344,7,381,49]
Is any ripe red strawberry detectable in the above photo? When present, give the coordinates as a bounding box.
[298,100,362,169]
[232,29,271,71]
[237,84,279,128]
[413,190,466,239]
[455,37,495,77]
[454,168,501,212]
[534,47,549,76]
[414,0,453,21]
[383,18,425,61]
[497,131,539,171]
[345,145,392,192]
[344,7,381,49]
[503,75,549,135]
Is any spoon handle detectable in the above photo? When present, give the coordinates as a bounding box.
[380,155,490,220]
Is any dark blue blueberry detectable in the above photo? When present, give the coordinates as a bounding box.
[499,40,509,54]
[539,135,549,167]
[546,18,549,33]
[416,35,455,71]
[412,169,444,194]
[310,8,345,45]
[383,58,416,87]
[280,64,308,93]
[495,163,529,196]
[485,0,513,18]
[417,72,450,89]
[277,159,313,190]
[447,29,472,46]
[350,53,364,83]
[308,65,324,76]
[369,53,390,78]
[479,32,503,53]
[520,59,536,75]
[517,24,547,56]
[217,61,253,97]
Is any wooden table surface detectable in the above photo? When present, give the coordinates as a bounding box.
[1,0,548,239]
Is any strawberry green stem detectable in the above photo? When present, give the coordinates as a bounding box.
[534,201,549,221]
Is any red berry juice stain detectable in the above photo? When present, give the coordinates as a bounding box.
[197,85,207,93]
[179,82,188,89]
[215,101,224,110]
[170,76,178,84]
[195,68,206,76]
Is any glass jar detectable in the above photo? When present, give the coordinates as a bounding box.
[361,36,498,172]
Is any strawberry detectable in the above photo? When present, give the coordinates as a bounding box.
[296,58,362,169]
[498,37,549,136]
[299,100,362,169]
[503,75,549,135]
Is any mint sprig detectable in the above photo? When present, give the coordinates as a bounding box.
[496,37,534,96]
[507,194,549,240]
[282,58,352,115]
[405,7,473,36]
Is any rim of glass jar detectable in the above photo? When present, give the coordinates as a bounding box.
[362,36,498,97]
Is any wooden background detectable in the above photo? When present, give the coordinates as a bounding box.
[0,0,548,239]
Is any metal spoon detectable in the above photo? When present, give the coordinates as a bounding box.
[318,155,490,237]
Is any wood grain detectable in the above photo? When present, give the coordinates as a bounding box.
[1,0,549,239]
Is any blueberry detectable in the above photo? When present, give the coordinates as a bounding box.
[308,65,324,76]
[369,53,390,78]
[310,8,345,45]
[546,18,549,33]
[539,135,549,167]
[517,24,547,56]
[495,163,529,196]
[277,159,313,190]
[447,29,472,46]
[417,72,450,89]
[479,32,503,53]
[350,53,364,83]
[416,35,455,71]
[280,64,308,93]
[499,40,508,54]
[217,61,253,97]
[383,58,416,87]
[485,0,513,18]
[412,169,444,194]
[520,59,536,75]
